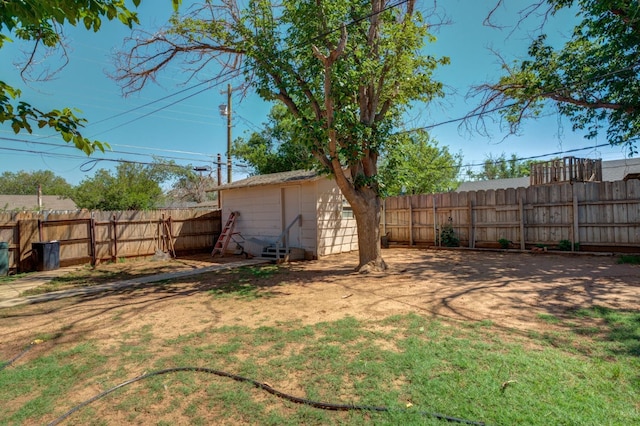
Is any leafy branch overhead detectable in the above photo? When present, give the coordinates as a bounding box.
[473,0,640,155]
[0,0,181,155]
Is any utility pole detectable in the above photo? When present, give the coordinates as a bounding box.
[226,83,232,184]
[219,84,238,184]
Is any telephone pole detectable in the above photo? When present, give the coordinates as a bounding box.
[225,84,232,183]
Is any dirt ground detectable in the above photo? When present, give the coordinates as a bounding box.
[2,248,639,356]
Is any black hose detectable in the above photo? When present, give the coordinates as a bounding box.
[47,366,486,425]
[0,340,42,371]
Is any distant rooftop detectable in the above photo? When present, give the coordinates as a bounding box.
[0,195,77,211]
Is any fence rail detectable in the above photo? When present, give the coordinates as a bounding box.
[382,180,640,252]
[0,209,221,273]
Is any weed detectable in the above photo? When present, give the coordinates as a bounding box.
[498,238,511,249]
[558,239,579,251]
[617,254,640,264]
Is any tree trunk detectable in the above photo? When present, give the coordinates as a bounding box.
[350,189,387,273]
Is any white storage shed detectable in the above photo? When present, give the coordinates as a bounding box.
[217,170,358,259]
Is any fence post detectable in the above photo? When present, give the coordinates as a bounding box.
[572,190,579,251]
[90,213,97,266]
[519,197,525,250]
[432,194,438,246]
[111,214,118,261]
[467,198,474,248]
[408,197,413,246]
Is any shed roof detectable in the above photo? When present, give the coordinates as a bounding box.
[217,169,319,190]
[0,195,77,211]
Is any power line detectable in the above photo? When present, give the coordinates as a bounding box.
[0,136,213,163]
[78,0,412,135]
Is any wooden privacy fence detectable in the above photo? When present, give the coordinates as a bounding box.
[382,180,640,252]
[0,209,221,273]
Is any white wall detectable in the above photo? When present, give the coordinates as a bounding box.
[315,178,358,256]
[221,181,319,255]
[221,186,282,242]
[220,177,358,258]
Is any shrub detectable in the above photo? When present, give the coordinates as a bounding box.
[439,217,459,247]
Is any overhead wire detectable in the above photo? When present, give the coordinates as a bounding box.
[6,0,636,174]
[76,0,413,135]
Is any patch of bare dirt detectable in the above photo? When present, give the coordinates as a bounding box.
[2,248,638,355]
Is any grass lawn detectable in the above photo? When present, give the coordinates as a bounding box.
[1,308,638,425]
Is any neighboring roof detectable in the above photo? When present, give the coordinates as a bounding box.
[0,195,77,211]
[217,170,320,190]
[601,158,640,181]
[455,158,640,192]
[456,177,529,193]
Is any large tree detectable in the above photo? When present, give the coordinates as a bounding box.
[378,130,461,195]
[0,170,73,196]
[116,0,447,271]
[0,0,180,154]
[474,0,640,156]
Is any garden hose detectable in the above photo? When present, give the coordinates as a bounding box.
[0,339,43,371]
[46,366,486,425]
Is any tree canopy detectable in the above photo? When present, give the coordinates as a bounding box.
[465,153,533,181]
[0,170,73,196]
[378,131,461,195]
[475,0,640,156]
[231,104,314,175]
[0,0,180,154]
[116,0,447,271]
[72,160,179,210]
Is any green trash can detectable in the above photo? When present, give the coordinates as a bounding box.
[0,242,8,276]
[32,241,60,272]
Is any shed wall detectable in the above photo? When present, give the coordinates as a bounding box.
[316,178,358,256]
[220,181,319,255]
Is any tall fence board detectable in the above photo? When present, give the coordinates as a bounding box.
[383,180,640,251]
[0,209,221,273]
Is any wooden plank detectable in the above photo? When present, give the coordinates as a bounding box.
[409,196,413,246]
[519,197,525,250]
[468,198,474,248]
[572,190,579,251]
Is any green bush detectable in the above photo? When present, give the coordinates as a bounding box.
[498,238,511,249]
[439,217,459,247]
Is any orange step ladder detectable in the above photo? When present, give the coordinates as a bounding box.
[212,211,239,257]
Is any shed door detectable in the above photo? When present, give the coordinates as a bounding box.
[282,186,301,247]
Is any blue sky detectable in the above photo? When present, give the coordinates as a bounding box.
[0,0,630,186]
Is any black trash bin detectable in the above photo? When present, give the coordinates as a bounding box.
[0,242,8,276]
[32,241,60,271]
